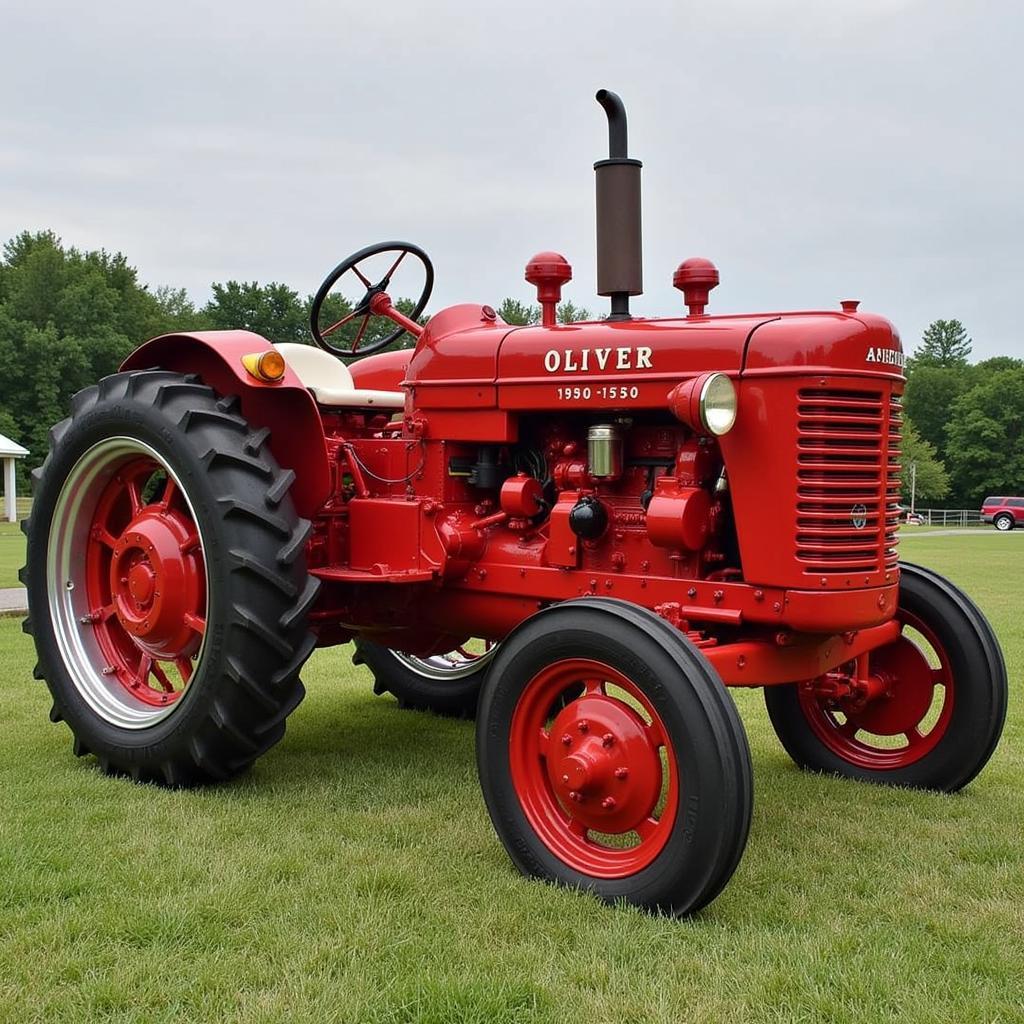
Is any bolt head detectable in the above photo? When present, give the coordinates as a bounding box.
[601,732,615,748]
[614,767,629,780]
[578,720,589,733]
[601,797,617,810]
[561,733,573,747]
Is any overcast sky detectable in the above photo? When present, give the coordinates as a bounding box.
[2,0,1021,359]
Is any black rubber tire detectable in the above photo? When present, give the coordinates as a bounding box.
[764,562,1007,793]
[476,597,753,917]
[352,638,487,718]
[993,513,1014,532]
[23,370,320,786]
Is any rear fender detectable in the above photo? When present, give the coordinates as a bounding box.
[121,331,330,517]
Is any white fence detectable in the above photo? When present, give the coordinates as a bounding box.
[914,508,985,527]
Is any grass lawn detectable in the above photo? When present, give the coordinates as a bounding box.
[1,534,1021,1023]
[0,520,25,589]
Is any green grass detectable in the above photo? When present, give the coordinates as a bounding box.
[0,520,25,589]
[1,535,1022,1023]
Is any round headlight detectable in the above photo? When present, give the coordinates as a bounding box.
[699,373,737,435]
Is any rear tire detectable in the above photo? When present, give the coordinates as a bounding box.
[994,513,1014,531]
[764,562,1006,792]
[353,638,494,718]
[24,370,319,786]
[477,598,753,916]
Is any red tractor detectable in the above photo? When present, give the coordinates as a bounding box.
[24,91,1007,916]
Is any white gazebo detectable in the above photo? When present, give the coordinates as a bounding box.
[0,432,29,523]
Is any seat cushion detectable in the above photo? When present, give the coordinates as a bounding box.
[273,343,405,409]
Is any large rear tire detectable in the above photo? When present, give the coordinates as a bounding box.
[353,638,495,718]
[764,562,1006,792]
[24,370,319,786]
[477,598,753,916]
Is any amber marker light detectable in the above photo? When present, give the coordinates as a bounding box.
[241,350,286,382]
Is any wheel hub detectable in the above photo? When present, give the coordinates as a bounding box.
[546,694,661,833]
[108,505,202,660]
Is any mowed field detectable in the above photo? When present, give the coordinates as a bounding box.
[1,532,1021,1023]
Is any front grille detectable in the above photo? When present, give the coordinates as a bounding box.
[795,386,901,577]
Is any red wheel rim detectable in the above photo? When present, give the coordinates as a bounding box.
[798,609,954,770]
[47,438,209,727]
[509,658,678,878]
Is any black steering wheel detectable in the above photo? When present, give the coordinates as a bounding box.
[309,241,433,358]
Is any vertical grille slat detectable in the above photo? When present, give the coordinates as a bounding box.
[796,385,901,577]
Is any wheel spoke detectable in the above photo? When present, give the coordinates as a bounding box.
[350,263,372,288]
[175,657,194,684]
[837,718,859,739]
[350,314,371,354]
[381,249,407,285]
[583,678,604,695]
[636,817,660,840]
[160,476,179,510]
[151,661,176,693]
[126,477,144,514]
[905,727,924,746]
[131,655,153,691]
[645,720,665,748]
[931,668,947,686]
[183,612,206,636]
[566,817,588,839]
[180,533,201,556]
[93,527,119,550]
[321,307,361,338]
[537,728,550,757]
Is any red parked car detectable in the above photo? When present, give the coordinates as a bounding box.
[981,496,1024,531]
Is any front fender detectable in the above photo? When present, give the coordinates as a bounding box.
[121,331,330,517]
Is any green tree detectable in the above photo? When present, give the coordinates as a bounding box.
[945,366,1024,503]
[0,231,191,476]
[900,419,949,504]
[902,365,968,460]
[497,298,539,326]
[911,319,971,368]
[204,281,308,343]
[557,301,592,324]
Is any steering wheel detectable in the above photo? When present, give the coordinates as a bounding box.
[309,241,433,358]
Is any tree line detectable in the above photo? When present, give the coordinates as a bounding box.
[1,231,1020,506]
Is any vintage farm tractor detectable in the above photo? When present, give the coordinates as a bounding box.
[24,91,1007,915]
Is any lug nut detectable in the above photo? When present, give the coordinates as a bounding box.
[578,720,589,733]
[601,797,617,810]
[614,767,629,780]
[561,733,572,746]
[561,774,569,784]
[569,790,582,802]
[602,732,615,748]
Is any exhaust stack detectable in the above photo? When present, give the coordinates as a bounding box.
[594,89,642,321]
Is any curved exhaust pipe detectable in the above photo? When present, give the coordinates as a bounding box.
[594,89,642,320]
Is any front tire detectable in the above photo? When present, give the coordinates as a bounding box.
[24,371,319,786]
[994,513,1014,531]
[477,598,753,916]
[764,562,1006,792]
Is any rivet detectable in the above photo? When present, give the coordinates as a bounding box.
[561,774,569,784]
[578,720,589,733]
[614,767,629,780]
[561,733,572,746]
[569,790,582,802]
[601,797,617,810]
[602,733,614,748]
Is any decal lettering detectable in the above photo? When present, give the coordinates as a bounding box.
[865,346,906,368]
[543,346,655,374]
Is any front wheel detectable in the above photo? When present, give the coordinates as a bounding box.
[24,371,319,786]
[994,513,1014,531]
[764,562,1007,792]
[477,598,753,916]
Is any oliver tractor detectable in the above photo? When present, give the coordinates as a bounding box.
[24,91,1007,915]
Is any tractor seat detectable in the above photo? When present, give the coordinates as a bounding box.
[273,343,405,409]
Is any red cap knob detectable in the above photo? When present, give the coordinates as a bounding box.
[526,251,572,326]
[673,257,719,317]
